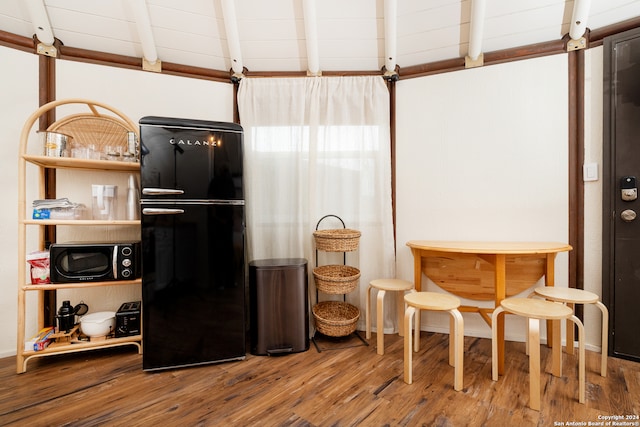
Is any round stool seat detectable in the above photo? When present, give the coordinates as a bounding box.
[370,279,414,292]
[405,292,460,312]
[531,286,608,378]
[403,291,464,390]
[366,278,416,355]
[501,297,572,319]
[534,286,599,304]
[492,296,585,411]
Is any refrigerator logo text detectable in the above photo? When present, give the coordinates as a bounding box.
[169,137,218,147]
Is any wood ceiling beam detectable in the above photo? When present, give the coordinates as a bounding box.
[221,0,244,80]
[567,0,591,51]
[570,0,591,40]
[25,0,56,57]
[465,0,486,68]
[383,0,398,80]
[132,0,161,72]
[3,14,639,82]
[303,0,321,76]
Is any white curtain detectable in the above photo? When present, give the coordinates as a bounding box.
[237,76,396,332]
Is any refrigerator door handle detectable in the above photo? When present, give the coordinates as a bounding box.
[142,188,185,195]
[142,208,185,215]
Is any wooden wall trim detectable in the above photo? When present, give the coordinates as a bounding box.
[589,16,640,47]
[38,52,58,328]
[387,79,397,244]
[567,49,585,294]
[57,45,232,83]
[399,39,566,79]
[0,29,33,52]
[568,52,578,290]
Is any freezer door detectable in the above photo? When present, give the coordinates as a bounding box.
[141,203,246,370]
[139,117,243,200]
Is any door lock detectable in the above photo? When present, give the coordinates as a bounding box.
[621,176,638,201]
[621,209,637,222]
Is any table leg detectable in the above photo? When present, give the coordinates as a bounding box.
[545,253,557,348]
[412,248,422,292]
[551,319,562,377]
[495,254,506,375]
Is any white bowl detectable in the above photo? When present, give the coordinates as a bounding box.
[80,311,116,337]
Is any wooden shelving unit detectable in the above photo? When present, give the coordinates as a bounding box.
[22,154,140,172]
[16,99,143,373]
[22,278,142,291]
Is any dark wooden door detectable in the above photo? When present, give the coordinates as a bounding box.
[603,27,640,362]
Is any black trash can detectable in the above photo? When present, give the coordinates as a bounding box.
[249,258,309,355]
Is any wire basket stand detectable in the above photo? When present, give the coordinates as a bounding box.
[311,214,368,352]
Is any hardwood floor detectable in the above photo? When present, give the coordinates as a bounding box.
[1,331,639,427]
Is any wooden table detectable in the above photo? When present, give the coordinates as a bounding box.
[406,240,572,375]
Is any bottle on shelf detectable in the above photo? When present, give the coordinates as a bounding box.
[126,174,139,221]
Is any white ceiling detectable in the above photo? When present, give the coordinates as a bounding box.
[1,0,640,76]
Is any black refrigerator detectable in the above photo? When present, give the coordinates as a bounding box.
[139,116,246,371]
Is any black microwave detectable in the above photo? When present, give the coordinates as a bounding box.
[49,242,141,283]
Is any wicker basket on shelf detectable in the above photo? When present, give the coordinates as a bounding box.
[312,301,360,337]
[48,113,135,156]
[313,228,361,252]
[313,265,361,294]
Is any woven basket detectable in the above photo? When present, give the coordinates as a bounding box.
[313,265,360,294]
[48,113,135,154]
[313,229,361,252]
[312,301,360,337]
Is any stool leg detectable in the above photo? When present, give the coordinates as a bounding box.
[397,291,405,337]
[570,315,586,404]
[525,292,536,356]
[414,307,421,352]
[449,312,455,366]
[376,290,386,355]
[566,302,575,356]
[366,285,373,340]
[404,306,416,384]
[450,308,464,391]
[551,318,562,377]
[491,306,504,381]
[525,319,529,356]
[596,301,608,377]
[528,317,541,411]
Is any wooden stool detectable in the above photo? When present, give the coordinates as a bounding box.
[492,297,585,411]
[533,286,608,377]
[366,279,415,355]
[403,292,464,391]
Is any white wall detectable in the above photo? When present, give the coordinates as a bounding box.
[1,55,234,357]
[0,46,607,356]
[584,46,605,347]
[395,54,573,344]
[0,46,39,358]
